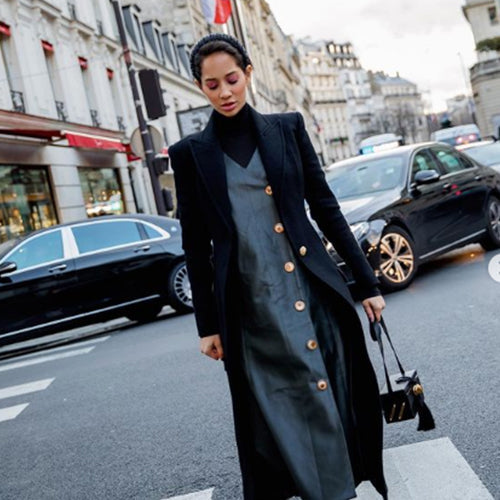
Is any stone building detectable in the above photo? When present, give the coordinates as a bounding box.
[297,38,349,163]
[369,72,428,144]
[0,0,207,242]
[463,0,500,136]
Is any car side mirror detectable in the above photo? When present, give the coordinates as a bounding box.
[414,169,440,185]
[0,261,17,276]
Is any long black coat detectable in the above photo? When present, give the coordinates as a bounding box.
[169,107,387,499]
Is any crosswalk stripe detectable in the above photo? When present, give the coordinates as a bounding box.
[0,378,55,400]
[7,335,110,363]
[0,347,95,373]
[0,403,29,423]
[162,488,214,500]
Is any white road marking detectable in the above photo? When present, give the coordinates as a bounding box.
[0,347,95,373]
[4,335,110,363]
[162,488,214,500]
[356,437,494,499]
[167,439,494,500]
[0,378,55,400]
[0,403,29,423]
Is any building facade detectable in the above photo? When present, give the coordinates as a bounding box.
[463,0,500,137]
[369,72,428,144]
[0,0,208,242]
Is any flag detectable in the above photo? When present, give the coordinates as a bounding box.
[201,0,232,24]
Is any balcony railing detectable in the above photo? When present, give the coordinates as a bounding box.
[470,57,500,81]
[116,115,126,133]
[90,109,101,128]
[11,91,25,113]
[55,100,68,122]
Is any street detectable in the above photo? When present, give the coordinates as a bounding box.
[0,244,498,500]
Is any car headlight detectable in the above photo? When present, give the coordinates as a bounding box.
[349,222,370,240]
[349,220,386,246]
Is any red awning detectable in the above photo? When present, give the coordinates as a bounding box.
[41,40,54,52]
[65,132,127,152]
[0,128,127,153]
[78,56,88,69]
[0,22,11,36]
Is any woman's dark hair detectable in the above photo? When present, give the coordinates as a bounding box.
[190,33,252,82]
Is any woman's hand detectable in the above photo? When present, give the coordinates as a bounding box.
[362,295,386,323]
[200,334,224,360]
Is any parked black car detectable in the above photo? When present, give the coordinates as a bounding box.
[0,214,192,346]
[323,142,500,292]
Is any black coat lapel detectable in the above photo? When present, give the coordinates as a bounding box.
[250,107,285,210]
[190,115,234,232]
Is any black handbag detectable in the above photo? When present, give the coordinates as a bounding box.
[370,316,435,431]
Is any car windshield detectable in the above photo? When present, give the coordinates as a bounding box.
[325,155,406,199]
[462,143,500,166]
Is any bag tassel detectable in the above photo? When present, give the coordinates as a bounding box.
[413,384,435,431]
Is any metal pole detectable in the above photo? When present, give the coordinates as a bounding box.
[110,0,166,215]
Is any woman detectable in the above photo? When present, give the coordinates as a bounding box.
[169,33,388,500]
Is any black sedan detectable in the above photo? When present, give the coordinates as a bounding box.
[324,142,500,292]
[0,214,192,346]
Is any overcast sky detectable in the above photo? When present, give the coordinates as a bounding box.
[266,0,477,112]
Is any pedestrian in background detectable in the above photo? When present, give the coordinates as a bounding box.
[169,33,388,500]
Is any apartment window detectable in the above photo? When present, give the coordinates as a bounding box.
[42,40,67,121]
[488,6,498,24]
[0,165,58,242]
[0,23,25,113]
[79,57,100,127]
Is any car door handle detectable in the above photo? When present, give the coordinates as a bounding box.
[442,182,452,192]
[134,245,151,253]
[474,175,482,181]
[48,264,67,272]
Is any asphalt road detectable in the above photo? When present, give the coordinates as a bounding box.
[0,243,498,500]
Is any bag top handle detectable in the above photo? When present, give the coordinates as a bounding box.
[370,316,406,393]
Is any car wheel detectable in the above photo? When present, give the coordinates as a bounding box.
[126,301,163,323]
[167,261,193,313]
[480,195,500,251]
[376,225,418,292]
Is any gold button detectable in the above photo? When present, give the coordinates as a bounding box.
[284,261,295,272]
[294,300,305,311]
[307,339,318,350]
[274,222,284,234]
[317,379,328,391]
[299,246,307,256]
[265,185,273,195]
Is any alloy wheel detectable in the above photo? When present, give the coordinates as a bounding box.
[488,198,500,242]
[378,232,415,284]
[173,264,192,307]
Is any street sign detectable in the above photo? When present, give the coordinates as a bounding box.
[129,124,164,159]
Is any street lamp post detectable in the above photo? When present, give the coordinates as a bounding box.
[109,0,166,215]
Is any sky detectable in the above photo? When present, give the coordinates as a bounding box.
[266,0,477,112]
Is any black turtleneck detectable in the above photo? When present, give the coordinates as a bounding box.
[213,103,258,168]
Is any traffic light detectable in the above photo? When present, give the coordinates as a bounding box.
[139,69,167,120]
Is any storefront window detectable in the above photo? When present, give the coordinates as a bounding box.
[0,165,58,243]
[78,167,124,218]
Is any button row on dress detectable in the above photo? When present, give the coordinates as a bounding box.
[284,261,295,273]
[265,185,273,196]
[274,222,284,234]
[317,379,328,391]
[299,246,307,256]
[294,300,305,311]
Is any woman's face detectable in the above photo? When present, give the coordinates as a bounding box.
[197,51,252,117]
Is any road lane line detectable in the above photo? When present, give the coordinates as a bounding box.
[356,437,494,499]
[4,335,111,362]
[0,347,95,373]
[162,488,214,500]
[0,378,55,400]
[0,403,29,423]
